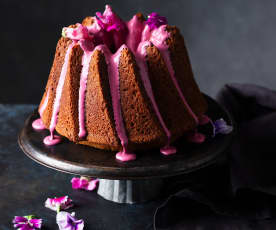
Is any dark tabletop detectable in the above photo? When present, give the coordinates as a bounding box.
[2,104,276,229]
[0,104,160,229]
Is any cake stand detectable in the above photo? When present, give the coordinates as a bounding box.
[18,95,235,204]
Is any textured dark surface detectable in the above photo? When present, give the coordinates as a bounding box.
[2,104,276,229]
[0,104,160,229]
[1,0,276,103]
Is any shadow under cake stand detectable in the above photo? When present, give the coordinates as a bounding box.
[18,95,234,204]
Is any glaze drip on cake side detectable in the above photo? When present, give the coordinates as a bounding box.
[39,89,50,117]
[136,41,176,155]
[149,26,199,125]
[95,44,136,161]
[32,90,50,130]
[43,42,75,146]
[78,51,93,139]
[126,15,177,155]
[35,5,208,161]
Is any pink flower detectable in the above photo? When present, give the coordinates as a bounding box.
[56,212,84,230]
[96,5,126,32]
[95,5,128,49]
[13,215,42,230]
[146,12,168,30]
[71,177,99,191]
[62,5,128,52]
[62,24,91,40]
[45,196,73,212]
[213,118,233,136]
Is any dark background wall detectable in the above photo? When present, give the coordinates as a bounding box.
[1,0,276,104]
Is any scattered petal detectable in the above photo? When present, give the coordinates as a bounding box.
[146,12,168,30]
[213,118,233,136]
[13,215,42,230]
[87,178,100,191]
[71,177,99,191]
[29,219,42,229]
[13,216,28,224]
[56,212,84,230]
[45,195,73,212]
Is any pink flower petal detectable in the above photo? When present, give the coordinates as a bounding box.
[87,179,99,191]
[71,177,99,191]
[56,212,84,230]
[45,196,73,211]
[13,215,42,230]
[13,216,28,223]
[71,177,81,189]
[29,219,42,228]
[80,178,89,188]
[146,12,168,30]
[19,225,33,230]
[14,223,26,228]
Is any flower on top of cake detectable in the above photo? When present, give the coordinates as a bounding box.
[62,24,91,40]
[96,5,126,32]
[61,5,169,53]
[146,12,168,30]
[95,5,128,50]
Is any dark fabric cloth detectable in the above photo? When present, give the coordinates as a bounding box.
[154,83,276,230]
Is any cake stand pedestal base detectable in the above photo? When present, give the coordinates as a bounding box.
[97,178,163,204]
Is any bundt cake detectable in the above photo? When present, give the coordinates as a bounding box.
[32,5,208,162]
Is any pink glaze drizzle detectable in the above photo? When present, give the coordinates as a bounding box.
[32,90,50,130]
[78,51,93,138]
[126,15,144,53]
[78,38,96,139]
[95,44,136,162]
[199,114,211,125]
[160,146,177,155]
[186,131,206,144]
[32,118,46,130]
[149,25,199,125]
[116,151,136,162]
[43,135,62,146]
[186,114,211,143]
[46,42,75,143]
[126,18,177,155]
[39,89,50,117]
[136,41,176,155]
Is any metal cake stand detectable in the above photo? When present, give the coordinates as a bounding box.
[18,95,235,204]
